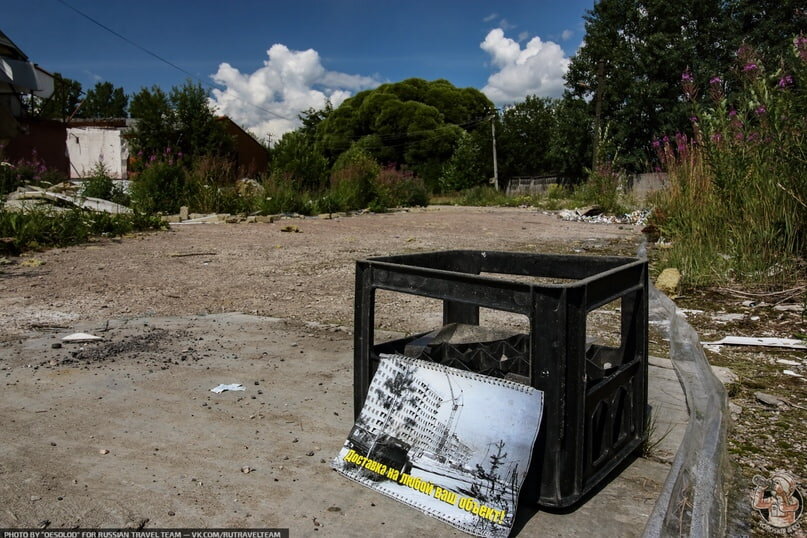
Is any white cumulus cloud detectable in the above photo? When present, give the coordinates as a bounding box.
[480,28,571,106]
[210,44,380,143]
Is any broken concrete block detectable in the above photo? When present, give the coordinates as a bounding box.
[179,206,189,221]
[656,268,681,295]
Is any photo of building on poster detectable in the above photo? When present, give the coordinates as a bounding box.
[333,354,544,538]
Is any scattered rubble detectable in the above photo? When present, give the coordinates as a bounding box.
[6,186,131,214]
[558,207,651,225]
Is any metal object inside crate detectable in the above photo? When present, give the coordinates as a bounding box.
[353,250,649,508]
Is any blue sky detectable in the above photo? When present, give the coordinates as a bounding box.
[5,0,594,140]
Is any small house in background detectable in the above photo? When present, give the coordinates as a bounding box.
[0,29,67,173]
[66,118,132,179]
[216,116,269,177]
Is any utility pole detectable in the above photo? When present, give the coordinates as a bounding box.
[491,113,499,190]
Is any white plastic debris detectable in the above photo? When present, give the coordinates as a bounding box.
[210,383,245,393]
[62,332,102,343]
[712,313,745,322]
[776,359,801,366]
[782,370,803,378]
[701,336,807,350]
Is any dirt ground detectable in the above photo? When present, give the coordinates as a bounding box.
[0,206,663,535]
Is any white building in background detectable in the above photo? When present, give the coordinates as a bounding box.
[66,123,131,179]
[361,360,442,455]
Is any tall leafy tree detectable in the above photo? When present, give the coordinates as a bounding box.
[271,130,329,190]
[79,81,128,118]
[566,0,734,171]
[726,0,807,62]
[129,81,231,160]
[129,85,174,159]
[497,96,558,180]
[170,81,230,157]
[316,78,493,188]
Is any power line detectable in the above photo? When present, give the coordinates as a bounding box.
[54,0,292,121]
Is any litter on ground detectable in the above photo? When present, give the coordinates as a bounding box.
[210,383,245,393]
[701,336,806,350]
[62,332,103,342]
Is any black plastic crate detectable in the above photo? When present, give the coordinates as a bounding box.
[353,250,648,508]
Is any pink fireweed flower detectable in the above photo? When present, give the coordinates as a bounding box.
[778,75,793,88]
[795,36,807,61]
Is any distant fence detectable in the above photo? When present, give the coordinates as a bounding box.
[503,172,668,200]
[505,176,559,196]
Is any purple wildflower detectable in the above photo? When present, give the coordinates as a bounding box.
[711,133,723,143]
[743,63,758,72]
[755,106,766,115]
[651,139,660,148]
[690,116,698,123]
[681,71,693,81]
[778,75,793,88]
[728,109,738,118]
[709,76,722,84]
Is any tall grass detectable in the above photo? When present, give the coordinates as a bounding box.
[652,39,806,287]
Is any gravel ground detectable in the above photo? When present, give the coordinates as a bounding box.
[1,206,657,535]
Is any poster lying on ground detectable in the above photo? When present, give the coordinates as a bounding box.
[332,354,544,538]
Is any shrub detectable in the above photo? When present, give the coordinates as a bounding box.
[257,173,314,215]
[129,161,188,214]
[373,166,429,208]
[330,147,380,210]
[0,151,67,195]
[574,162,629,214]
[0,207,165,251]
[81,162,130,206]
[457,186,510,206]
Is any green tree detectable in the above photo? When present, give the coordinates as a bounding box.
[439,130,486,191]
[726,0,807,63]
[497,96,558,180]
[129,85,175,159]
[129,81,231,161]
[170,81,230,157]
[79,81,128,118]
[549,95,593,182]
[566,0,734,171]
[271,130,328,190]
[36,73,82,122]
[316,78,494,188]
